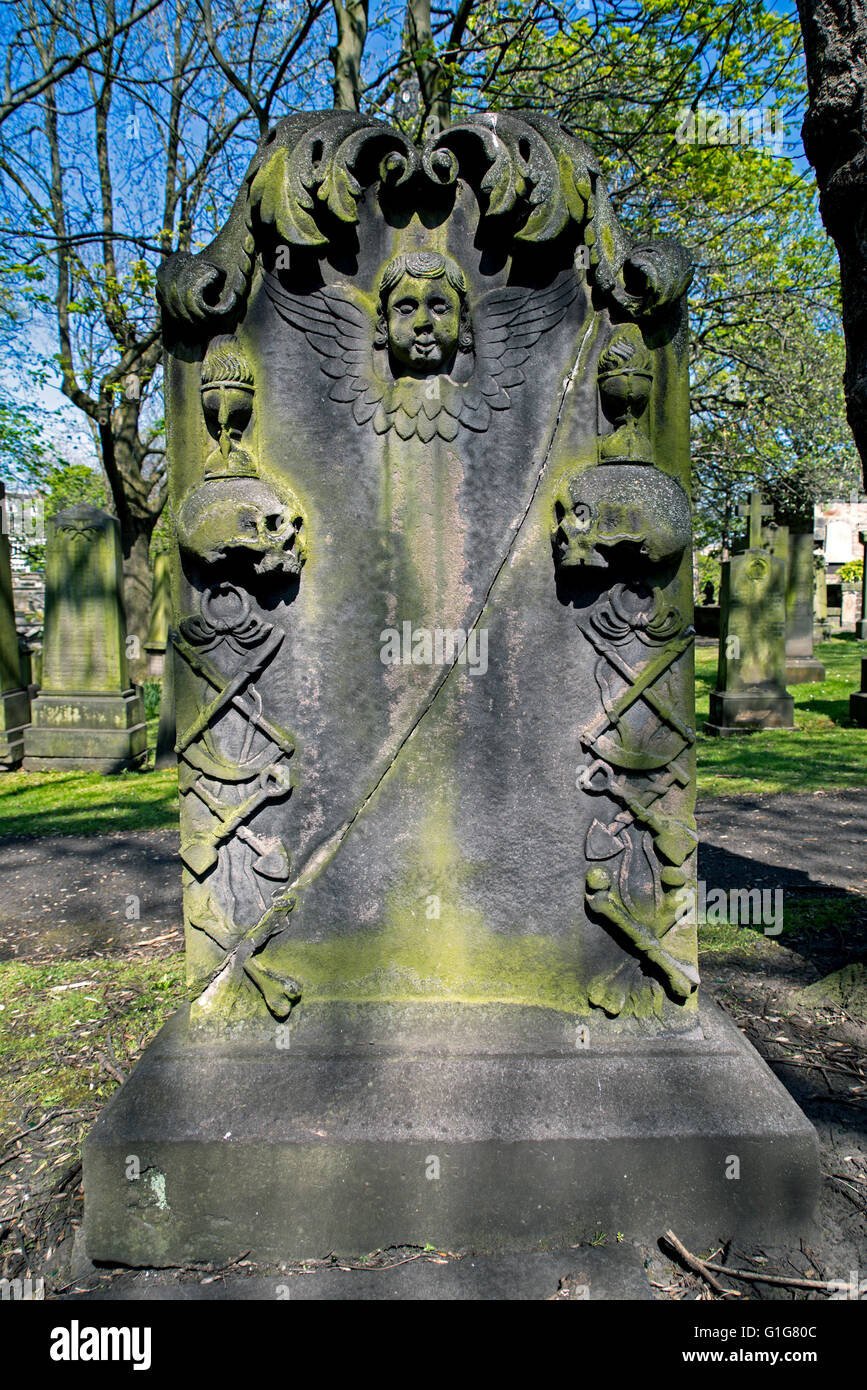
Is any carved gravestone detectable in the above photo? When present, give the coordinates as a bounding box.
[83,111,816,1263]
[0,483,29,768]
[144,551,171,677]
[23,505,147,771]
[706,492,795,735]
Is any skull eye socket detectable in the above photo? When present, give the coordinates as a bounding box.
[264,511,285,533]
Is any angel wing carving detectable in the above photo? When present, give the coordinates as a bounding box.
[264,270,577,442]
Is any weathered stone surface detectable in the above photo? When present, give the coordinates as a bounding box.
[83,999,818,1264]
[706,492,794,735]
[784,525,826,683]
[857,529,867,641]
[84,109,816,1260]
[23,505,146,771]
[145,552,171,677]
[0,482,30,768]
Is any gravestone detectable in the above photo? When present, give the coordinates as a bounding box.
[784,523,826,683]
[83,110,817,1264]
[0,483,30,768]
[857,530,867,641]
[23,504,147,771]
[145,551,171,677]
[705,492,795,735]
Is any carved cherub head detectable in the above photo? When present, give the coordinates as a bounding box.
[374,250,473,376]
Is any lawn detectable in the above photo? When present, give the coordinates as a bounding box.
[695,634,867,796]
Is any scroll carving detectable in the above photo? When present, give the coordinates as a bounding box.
[157,112,692,333]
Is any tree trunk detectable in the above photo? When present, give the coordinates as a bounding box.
[330,0,368,111]
[98,397,161,685]
[797,0,867,485]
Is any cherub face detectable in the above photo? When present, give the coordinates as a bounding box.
[386,273,462,374]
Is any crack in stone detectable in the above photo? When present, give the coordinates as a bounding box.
[192,300,599,1013]
[284,309,600,897]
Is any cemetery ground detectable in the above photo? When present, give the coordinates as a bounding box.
[0,639,865,1299]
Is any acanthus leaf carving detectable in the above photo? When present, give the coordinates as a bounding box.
[157,110,693,333]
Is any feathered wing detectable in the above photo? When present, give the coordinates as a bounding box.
[461,274,578,431]
[263,273,386,426]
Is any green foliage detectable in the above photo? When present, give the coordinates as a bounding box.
[839,558,863,583]
[142,677,162,721]
[449,1,860,542]
[695,552,721,602]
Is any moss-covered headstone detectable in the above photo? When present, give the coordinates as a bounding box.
[0,483,29,768]
[706,492,795,735]
[84,111,816,1264]
[23,504,146,771]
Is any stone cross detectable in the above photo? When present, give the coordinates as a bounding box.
[737,490,773,551]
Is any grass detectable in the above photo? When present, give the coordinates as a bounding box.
[0,763,178,837]
[695,635,867,796]
[0,954,187,1142]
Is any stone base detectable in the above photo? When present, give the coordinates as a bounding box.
[0,687,29,769]
[850,691,867,727]
[23,689,147,771]
[785,658,826,685]
[857,620,867,641]
[83,999,818,1267]
[705,689,795,736]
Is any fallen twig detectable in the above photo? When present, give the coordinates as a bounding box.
[662,1230,735,1296]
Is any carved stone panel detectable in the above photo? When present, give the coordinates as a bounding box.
[157,110,696,1030]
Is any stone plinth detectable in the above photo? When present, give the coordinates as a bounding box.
[83,999,818,1265]
[23,504,146,771]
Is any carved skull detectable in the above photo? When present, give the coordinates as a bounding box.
[552,464,691,571]
[177,477,307,576]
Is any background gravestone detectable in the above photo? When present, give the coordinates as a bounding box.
[783,522,826,683]
[84,110,817,1264]
[0,482,30,768]
[706,492,795,735]
[23,504,146,771]
[145,551,171,677]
